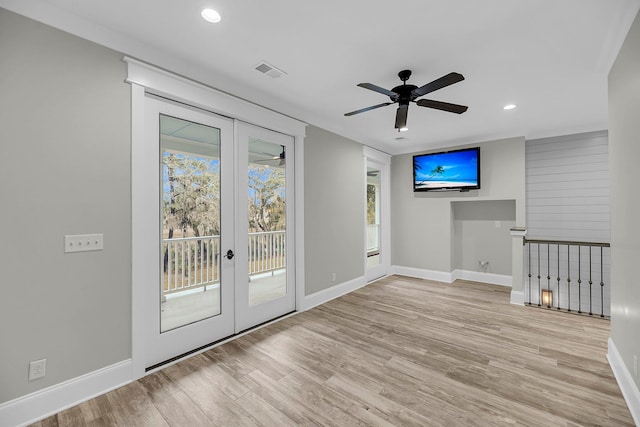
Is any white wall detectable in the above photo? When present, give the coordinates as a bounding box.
[304,125,365,295]
[609,8,640,400]
[523,131,611,313]
[391,137,525,276]
[0,9,131,403]
[526,131,610,241]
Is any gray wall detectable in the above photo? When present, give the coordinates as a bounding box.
[304,125,365,294]
[391,137,525,274]
[608,10,640,392]
[452,200,516,274]
[0,9,132,403]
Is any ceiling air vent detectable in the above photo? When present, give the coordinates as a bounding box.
[253,61,287,78]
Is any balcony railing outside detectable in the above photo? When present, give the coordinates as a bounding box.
[523,238,610,317]
[367,223,380,254]
[248,230,286,275]
[162,230,285,295]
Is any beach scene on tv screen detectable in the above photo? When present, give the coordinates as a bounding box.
[414,150,478,189]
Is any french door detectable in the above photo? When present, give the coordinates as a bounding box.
[142,96,294,369]
[236,123,296,332]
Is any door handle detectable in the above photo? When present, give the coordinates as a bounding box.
[225,249,235,260]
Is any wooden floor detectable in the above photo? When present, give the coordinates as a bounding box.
[32,275,634,426]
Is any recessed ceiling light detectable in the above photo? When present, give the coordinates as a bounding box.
[503,104,517,110]
[201,8,221,23]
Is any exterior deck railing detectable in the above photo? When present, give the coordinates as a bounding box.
[162,230,285,295]
[523,238,610,317]
[367,223,380,255]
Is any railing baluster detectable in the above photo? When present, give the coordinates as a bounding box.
[567,245,571,312]
[577,246,582,314]
[537,243,541,307]
[206,239,209,284]
[600,247,605,318]
[546,244,551,308]
[188,240,192,287]
[214,237,219,282]
[557,244,561,310]
[167,241,172,292]
[174,241,178,290]
[527,242,532,305]
[181,241,185,289]
[589,246,593,316]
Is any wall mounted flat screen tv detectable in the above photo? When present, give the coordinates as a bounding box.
[413,147,480,192]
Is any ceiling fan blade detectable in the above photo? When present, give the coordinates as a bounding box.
[395,105,408,129]
[344,102,393,116]
[416,99,468,114]
[412,72,465,97]
[357,83,399,99]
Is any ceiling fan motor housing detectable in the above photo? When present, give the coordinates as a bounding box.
[391,84,418,105]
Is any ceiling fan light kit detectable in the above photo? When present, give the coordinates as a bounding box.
[345,69,468,131]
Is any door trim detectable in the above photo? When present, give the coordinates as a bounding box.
[364,147,391,282]
[128,58,307,380]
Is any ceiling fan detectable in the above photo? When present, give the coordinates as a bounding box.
[253,145,285,166]
[345,70,468,131]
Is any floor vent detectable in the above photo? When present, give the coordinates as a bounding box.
[253,61,287,78]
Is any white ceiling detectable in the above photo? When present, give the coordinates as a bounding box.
[2,0,639,154]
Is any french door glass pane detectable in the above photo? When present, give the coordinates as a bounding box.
[367,168,381,268]
[248,138,287,306]
[160,114,222,332]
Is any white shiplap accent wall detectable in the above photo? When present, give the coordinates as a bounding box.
[526,131,610,242]
[525,131,610,315]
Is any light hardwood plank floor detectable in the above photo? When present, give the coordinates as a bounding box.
[31,275,634,426]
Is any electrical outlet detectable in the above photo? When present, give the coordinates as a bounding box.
[331,272,336,282]
[64,234,103,253]
[634,355,638,378]
[29,359,46,381]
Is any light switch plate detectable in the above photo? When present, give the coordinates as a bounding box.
[64,234,104,253]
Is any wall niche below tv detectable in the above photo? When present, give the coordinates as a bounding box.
[452,199,516,276]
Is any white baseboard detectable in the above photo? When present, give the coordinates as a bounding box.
[300,275,367,311]
[452,269,512,287]
[390,266,512,288]
[510,290,524,305]
[390,265,453,283]
[0,359,132,427]
[608,337,640,426]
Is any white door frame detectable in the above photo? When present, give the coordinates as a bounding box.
[127,57,306,379]
[364,147,391,282]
